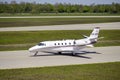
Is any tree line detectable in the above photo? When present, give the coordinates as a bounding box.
[0,1,120,14]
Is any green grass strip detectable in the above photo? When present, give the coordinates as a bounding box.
[0,30,120,44]
[0,62,120,80]
[0,18,120,27]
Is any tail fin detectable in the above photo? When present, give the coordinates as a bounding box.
[89,27,100,39]
[89,27,100,43]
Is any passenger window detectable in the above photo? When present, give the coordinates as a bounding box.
[58,43,60,45]
[54,43,56,45]
[73,41,76,44]
[65,43,67,45]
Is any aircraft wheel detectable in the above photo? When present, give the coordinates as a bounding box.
[58,52,62,54]
[72,52,76,56]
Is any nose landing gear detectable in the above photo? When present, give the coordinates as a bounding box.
[34,51,38,56]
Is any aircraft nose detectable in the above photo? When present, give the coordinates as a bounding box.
[29,45,40,52]
[29,47,34,52]
[29,46,37,52]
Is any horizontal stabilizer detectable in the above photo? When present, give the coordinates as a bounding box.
[82,35,88,38]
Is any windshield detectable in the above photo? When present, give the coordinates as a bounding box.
[38,43,45,46]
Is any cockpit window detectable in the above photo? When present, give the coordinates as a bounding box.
[38,43,45,46]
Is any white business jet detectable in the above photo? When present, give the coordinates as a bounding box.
[29,27,100,56]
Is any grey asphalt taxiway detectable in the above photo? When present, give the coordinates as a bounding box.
[0,46,120,69]
[0,22,120,32]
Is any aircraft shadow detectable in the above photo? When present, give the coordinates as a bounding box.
[30,51,101,59]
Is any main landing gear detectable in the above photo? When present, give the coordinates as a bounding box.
[34,51,38,56]
[58,51,76,56]
[72,52,76,56]
[58,52,62,55]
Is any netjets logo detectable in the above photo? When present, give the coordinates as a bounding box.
[92,33,98,35]
[96,30,99,33]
